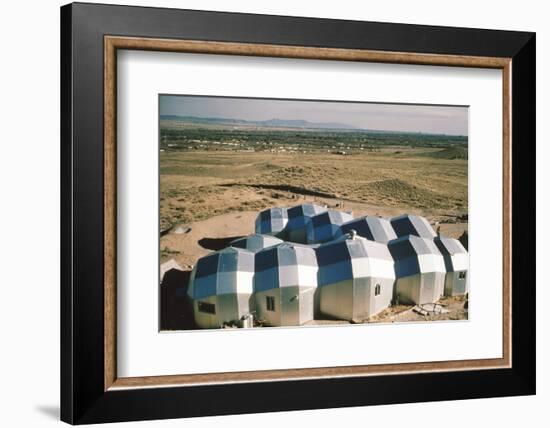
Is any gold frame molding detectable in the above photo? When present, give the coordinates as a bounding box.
[104,35,512,391]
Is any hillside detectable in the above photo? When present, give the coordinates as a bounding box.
[419,147,468,160]
[160,115,358,130]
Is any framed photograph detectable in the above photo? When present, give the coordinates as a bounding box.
[61,2,536,424]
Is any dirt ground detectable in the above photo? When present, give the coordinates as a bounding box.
[161,211,258,268]
[301,296,468,326]
[160,150,468,233]
[300,296,468,325]
[368,296,468,323]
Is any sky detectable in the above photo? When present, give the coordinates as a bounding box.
[160,95,468,136]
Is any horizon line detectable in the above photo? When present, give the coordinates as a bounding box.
[160,114,469,138]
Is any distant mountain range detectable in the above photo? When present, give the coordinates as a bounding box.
[160,115,360,130]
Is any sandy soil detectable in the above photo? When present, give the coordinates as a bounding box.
[303,296,468,326]
[161,211,257,268]
[369,296,468,323]
[160,150,468,232]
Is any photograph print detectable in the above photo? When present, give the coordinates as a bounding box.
[159,95,469,331]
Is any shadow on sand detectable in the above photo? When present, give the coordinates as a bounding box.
[198,236,243,251]
[219,182,336,199]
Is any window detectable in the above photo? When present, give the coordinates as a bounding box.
[374,283,381,296]
[459,271,467,280]
[197,301,216,314]
[266,296,275,311]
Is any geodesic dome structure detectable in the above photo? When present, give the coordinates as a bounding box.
[390,214,437,239]
[306,210,354,244]
[186,203,469,330]
[230,234,283,253]
[434,236,469,296]
[317,235,395,321]
[254,242,318,326]
[388,235,446,305]
[187,247,255,328]
[336,215,397,243]
[286,203,327,244]
[254,207,289,237]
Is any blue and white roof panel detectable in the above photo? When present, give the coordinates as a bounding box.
[388,235,445,277]
[434,236,469,272]
[255,207,289,236]
[434,236,467,256]
[188,247,255,299]
[230,234,283,253]
[390,214,437,239]
[286,203,327,232]
[306,210,354,244]
[254,243,318,292]
[337,215,397,243]
[317,237,395,285]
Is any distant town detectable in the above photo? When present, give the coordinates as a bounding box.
[160,115,468,156]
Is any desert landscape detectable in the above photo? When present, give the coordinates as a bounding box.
[159,115,468,329]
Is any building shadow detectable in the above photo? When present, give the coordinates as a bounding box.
[198,236,243,251]
[160,269,195,331]
[458,230,468,250]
